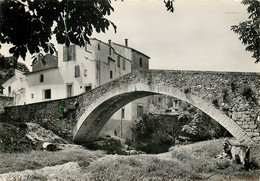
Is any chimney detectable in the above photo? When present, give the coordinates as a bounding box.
[125,39,128,47]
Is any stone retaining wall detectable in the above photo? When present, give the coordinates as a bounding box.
[0,96,14,114]
[0,96,78,141]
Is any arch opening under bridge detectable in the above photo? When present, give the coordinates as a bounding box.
[73,81,255,145]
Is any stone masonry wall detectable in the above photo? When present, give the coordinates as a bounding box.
[0,96,78,141]
[74,70,260,143]
[0,96,14,114]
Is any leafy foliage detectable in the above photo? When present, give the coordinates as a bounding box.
[164,0,174,13]
[131,114,179,153]
[130,103,230,153]
[0,0,175,60]
[132,114,179,142]
[231,0,260,63]
[240,86,257,102]
[178,104,231,141]
[83,137,126,155]
[0,0,116,59]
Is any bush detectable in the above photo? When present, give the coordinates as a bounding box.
[0,123,34,153]
[178,103,231,142]
[83,137,126,155]
[131,114,179,153]
[241,87,256,102]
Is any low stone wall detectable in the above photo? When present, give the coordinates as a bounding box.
[0,96,79,141]
[0,96,14,114]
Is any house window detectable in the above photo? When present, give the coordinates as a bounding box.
[75,65,80,77]
[40,74,44,82]
[117,56,120,67]
[8,86,11,96]
[85,86,92,92]
[137,105,144,117]
[66,84,73,97]
[63,45,76,61]
[139,58,143,67]
[121,108,125,118]
[84,70,87,77]
[66,83,73,97]
[110,70,113,79]
[173,100,179,109]
[31,94,34,99]
[44,89,51,99]
[98,44,100,50]
[123,59,126,70]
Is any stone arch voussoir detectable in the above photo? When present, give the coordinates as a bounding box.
[73,82,255,145]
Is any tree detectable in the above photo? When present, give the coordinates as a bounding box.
[178,103,231,141]
[231,0,260,63]
[131,114,179,154]
[0,0,116,59]
[0,0,174,60]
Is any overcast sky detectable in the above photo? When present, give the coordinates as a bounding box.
[0,0,259,72]
[93,0,260,72]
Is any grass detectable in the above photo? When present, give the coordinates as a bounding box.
[85,155,202,180]
[1,139,259,181]
[84,139,260,180]
[0,147,104,174]
[0,123,34,153]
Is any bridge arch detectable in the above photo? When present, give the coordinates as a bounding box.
[73,81,255,145]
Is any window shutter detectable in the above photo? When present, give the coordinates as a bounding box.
[40,74,44,82]
[121,108,125,118]
[117,56,120,67]
[139,58,143,67]
[123,59,126,70]
[137,105,144,117]
[63,47,67,61]
[96,61,99,80]
[110,70,113,79]
[75,65,80,77]
[72,45,76,60]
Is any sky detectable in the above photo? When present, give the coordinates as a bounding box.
[0,0,259,72]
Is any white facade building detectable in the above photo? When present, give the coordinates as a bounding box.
[2,69,26,105]
[2,38,150,139]
[22,39,133,104]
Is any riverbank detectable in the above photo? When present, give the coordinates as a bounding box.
[1,139,259,181]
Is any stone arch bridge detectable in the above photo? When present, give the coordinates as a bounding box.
[0,70,259,145]
[73,70,260,145]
